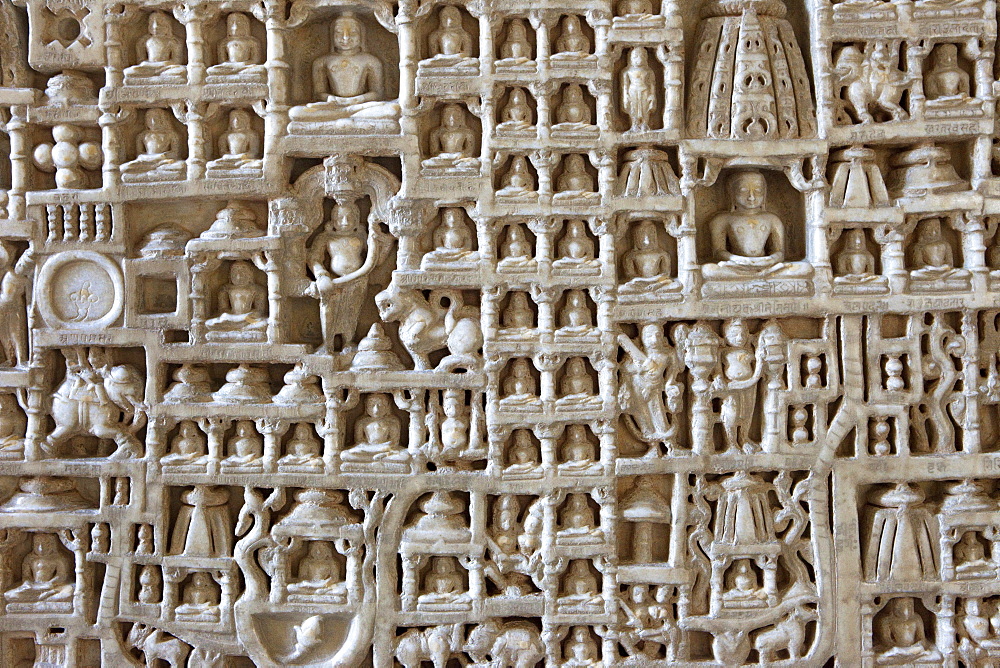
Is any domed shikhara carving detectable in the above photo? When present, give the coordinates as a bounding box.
[0,0,999,665]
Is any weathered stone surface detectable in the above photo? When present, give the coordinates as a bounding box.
[0,0,998,665]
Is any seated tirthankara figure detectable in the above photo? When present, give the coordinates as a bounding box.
[909,217,970,291]
[0,393,25,458]
[120,109,186,182]
[621,220,678,292]
[875,598,940,664]
[422,6,476,71]
[206,13,266,83]
[206,110,262,178]
[498,224,535,269]
[501,292,535,331]
[505,429,542,477]
[175,572,220,622]
[563,626,600,667]
[924,43,971,106]
[340,394,409,469]
[556,154,595,195]
[498,19,533,65]
[954,532,994,579]
[497,88,534,134]
[124,11,186,85]
[559,424,600,474]
[418,557,469,609]
[501,359,537,406]
[616,0,659,20]
[422,105,479,172]
[288,13,401,133]
[558,494,603,544]
[833,228,886,293]
[5,534,74,611]
[558,358,598,407]
[558,290,593,333]
[553,219,600,271]
[162,421,209,468]
[496,155,535,198]
[288,542,345,600]
[553,84,594,133]
[702,171,813,291]
[722,560,768,609]
[221,421,263,471]
[205,261,268,341]
[559,560,602,610]
[553,16,591,59]
[422,208,478,268]
[279,423,324,472]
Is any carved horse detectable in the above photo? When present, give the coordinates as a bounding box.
[44,350,146,459]
[834,42,910,124]
[126,624,190,668]
[375,286,482,370]
[465,619,545,668]
[394,623,466,668]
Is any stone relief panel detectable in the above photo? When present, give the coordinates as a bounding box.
[0,0,997,666]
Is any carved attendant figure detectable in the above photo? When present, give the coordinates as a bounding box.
[621,47,656,132]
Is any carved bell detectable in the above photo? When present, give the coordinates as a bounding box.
[886,144,966,199]
[713,471,776,547]
[862,483,939,582]
[828,147,890,208]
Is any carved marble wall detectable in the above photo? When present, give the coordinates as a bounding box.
[0,0,997,666]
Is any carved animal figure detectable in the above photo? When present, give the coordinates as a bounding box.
[376,286,482,370]
[44,350,146,459]
[834,42,910,124]
[754,607,814,664]
[465,619,545,668]
[126,624,190,668]
[394,623,465,668]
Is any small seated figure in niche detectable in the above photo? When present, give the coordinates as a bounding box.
[496,155,535,197]
[207,110,262,178]
[162,421,208,468]
[221,421,263,471]
[419,557,468,608]
[499,19,532,63]
[505,429,542,476]
[164,364,213,403]
[175,573,219,622]
[501,292,535,330]
[554,84,593,131]
[137,565,161,605]
[0,394,25,458]
[558,290,592,332]
[957,598,992,657]
[278,423,324,471]
[124,11,186,84]
[954,532,994,579]
[497,88,534,132]
[502,359,537,405]
[498,224,535,269]
[205,261,268,340]
[559,424,600,473]
[424,6,475,68]
[560,561,601,608]
[288,542,344,598]
[340,394,409,466]
[702,171,813,280]
[559,358,596,406]
[206,13,265,82]
[422,208,477,268]
[924,44,970,104]
[553,16,591,59]
[553,220,599,271]
[563,626,600,667]
[834,228,880,285]
[621,47,656,132]
[558,494,603,543]
[617,0,656,17]
[556,154,595,194]
[120,109,186,182]
[722,560,768,609]
[423,105,479,172]
[622,220,676,290]
[202,201,264,240]
[5,534,74,609]
[910,217,965,281]
[288,13,400,130]
[438,390,474,461]
[875,598,938,663]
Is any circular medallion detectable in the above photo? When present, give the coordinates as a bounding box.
[37,251,123,329]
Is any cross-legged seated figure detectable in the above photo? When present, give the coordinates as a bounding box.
[702,171,812,281]
[205,261,268,341]
[288,542,344,599]
[206,13,265,82]
[124,11,186,84]
[5,534,74,611]
[207,110,262,178]
[288,13,400,132]
[120,109,186,182]
[175,572,219,622]
[340,394,409,468]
